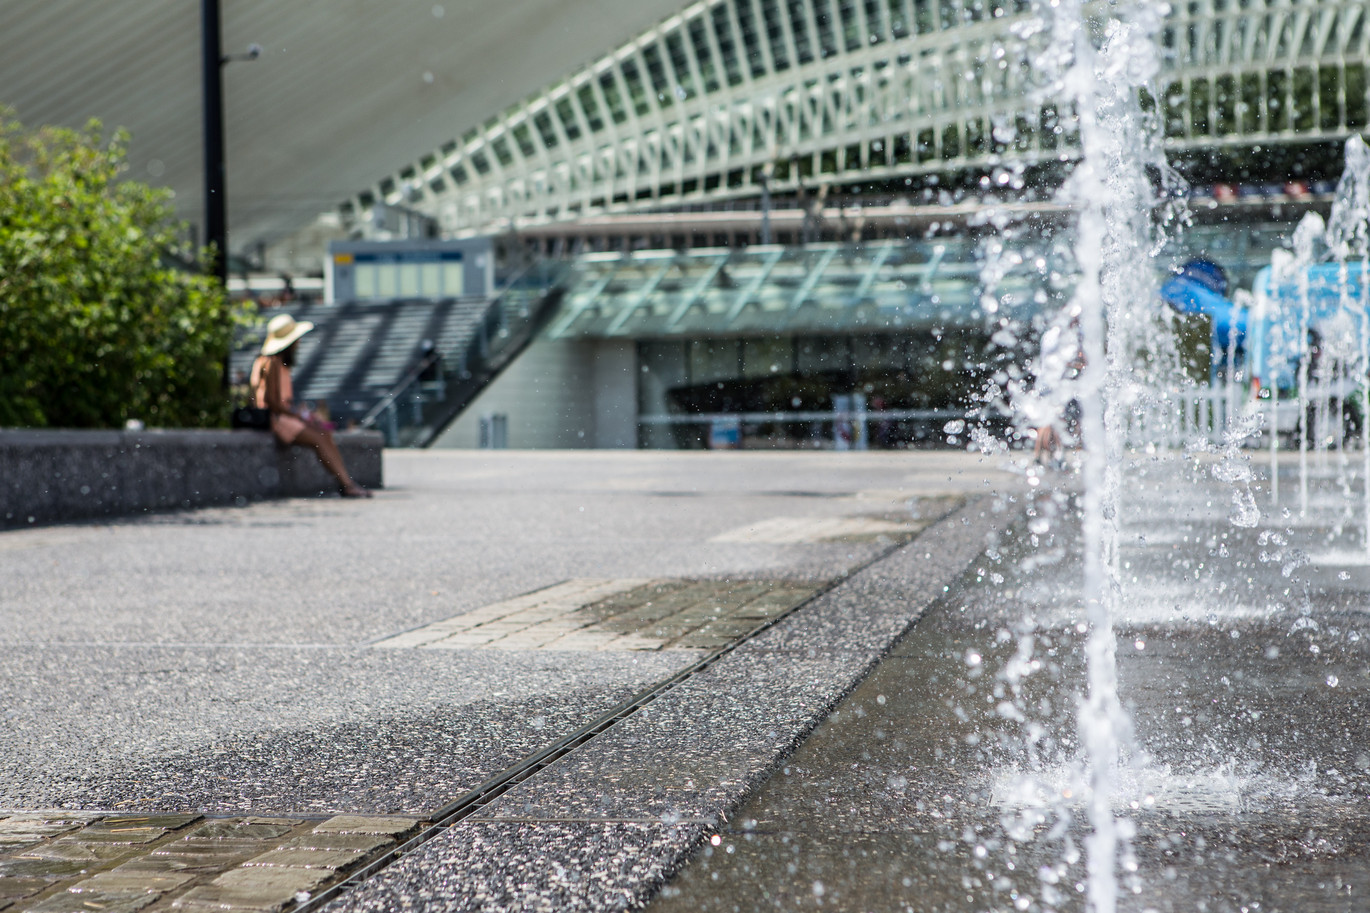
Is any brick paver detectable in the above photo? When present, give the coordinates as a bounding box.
[375,578,820,653]
[0,814,421,913]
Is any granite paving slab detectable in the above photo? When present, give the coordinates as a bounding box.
[4,452,1017,911]
[325,821,685,913]
[0,648,685,815]
[321,497,1008,913]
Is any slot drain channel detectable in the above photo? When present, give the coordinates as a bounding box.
[297,544,911,913]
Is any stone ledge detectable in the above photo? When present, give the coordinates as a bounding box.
[0,429,384,530]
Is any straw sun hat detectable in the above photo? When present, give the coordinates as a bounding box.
[260,313,314,355]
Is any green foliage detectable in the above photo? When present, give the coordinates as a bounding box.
[0,111,240,429]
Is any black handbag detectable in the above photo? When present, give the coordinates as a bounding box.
[233,354,273,430]
[231,405,271,430]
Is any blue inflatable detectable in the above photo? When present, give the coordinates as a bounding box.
[1158,259,1247,353]
[1246,261,1369,388]
[1158,258,1370,389]
[1158,259,1249,387]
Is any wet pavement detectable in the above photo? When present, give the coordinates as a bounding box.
[650,453,1370,913]
[9,448,1368,912]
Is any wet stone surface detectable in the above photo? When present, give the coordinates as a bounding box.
[649,465,1370,912]
[0,814,420,913]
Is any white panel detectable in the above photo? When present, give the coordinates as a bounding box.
[420,263,441,295]
[443,262,466,297]
[433,339,598,449]
[593,339,639,449]
[354,264,378,299]
[377,265,398,298]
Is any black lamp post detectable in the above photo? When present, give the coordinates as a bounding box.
[202,0,227,286]
[202,0,259,287]
[202,0,259,395]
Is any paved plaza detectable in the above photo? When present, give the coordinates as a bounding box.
[5,449,1370,912]
[1,452,1010,911]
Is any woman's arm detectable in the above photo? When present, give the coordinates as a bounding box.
[260,358,293,415]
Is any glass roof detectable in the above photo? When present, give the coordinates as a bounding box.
[545,240,1056,340]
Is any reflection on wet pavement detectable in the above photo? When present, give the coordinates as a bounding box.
[652,468,1370,912]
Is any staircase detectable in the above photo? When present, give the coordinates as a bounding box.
[232,260,569,446]
[360,261,570,447]
[232,298,493,428]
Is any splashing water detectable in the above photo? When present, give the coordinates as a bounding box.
[972,105,1370,913]
[1033,1,1170,909]
[1291,213,1325,518]
[1326,136,1370,555]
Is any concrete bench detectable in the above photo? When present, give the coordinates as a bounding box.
[1,429,383,529]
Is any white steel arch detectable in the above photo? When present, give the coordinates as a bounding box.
[348,0,1370,237]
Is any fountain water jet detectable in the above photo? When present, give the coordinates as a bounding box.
[1292,214,1324,518]
[1326,135,1370,556]
[964,84,1370,913]
[1030,0,1172,909]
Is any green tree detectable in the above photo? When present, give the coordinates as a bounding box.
[0,111,240,429]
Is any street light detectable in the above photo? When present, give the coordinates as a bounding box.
[201,0,258,287]
[202,0,258,397]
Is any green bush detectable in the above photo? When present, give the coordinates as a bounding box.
[0,112,240,429]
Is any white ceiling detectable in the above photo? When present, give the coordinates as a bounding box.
[1,0,686,259]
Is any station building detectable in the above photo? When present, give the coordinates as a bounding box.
[335,0,1365,449]
[9,0,1364,448]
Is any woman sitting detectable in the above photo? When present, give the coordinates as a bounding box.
[250,313,371,498]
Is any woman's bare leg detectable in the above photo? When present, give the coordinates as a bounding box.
[1034,424,1061,463]
[294,426,367,495]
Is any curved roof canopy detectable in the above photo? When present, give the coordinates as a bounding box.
[0,0,687,259]
[353,0,1370,238]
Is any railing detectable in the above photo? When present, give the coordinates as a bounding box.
[361,258,569,447]
[638,407,1011,450]
[1119,386,1323,450]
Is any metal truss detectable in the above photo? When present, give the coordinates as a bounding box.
[348,0,1370,237]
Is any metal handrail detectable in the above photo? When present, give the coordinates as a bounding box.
[358,259,560,432]
[358,351,440,429]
